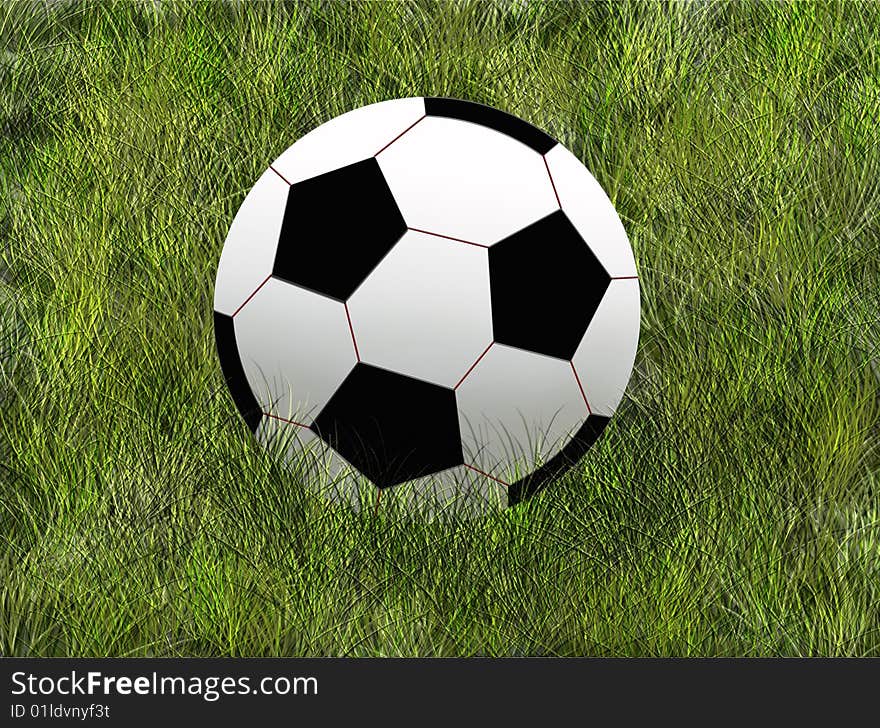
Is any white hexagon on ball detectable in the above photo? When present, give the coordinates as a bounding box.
[347,229,492,388]
[213,97,640,518]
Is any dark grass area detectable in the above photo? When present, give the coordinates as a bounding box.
[1,0,879,656]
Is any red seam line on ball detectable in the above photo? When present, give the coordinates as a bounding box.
[263,412,310,428]
[232,274,273,318]
[374,114,427,157]
[612,275,639,280]
[269,165,292,186]
[463,463,510,487]
[454,341,494,390]
[570,361,592,415]
[408,227,489,248]
[344,302,361,362]
[543,155,562,209]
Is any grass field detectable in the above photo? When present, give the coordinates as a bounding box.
[1,0,879,656]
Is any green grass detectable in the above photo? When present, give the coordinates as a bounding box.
[1,0,879,656]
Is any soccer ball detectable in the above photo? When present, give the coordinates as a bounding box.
[213,97,639,517]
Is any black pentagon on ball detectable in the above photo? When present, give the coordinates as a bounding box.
[213,311,263,434]
[507,414,610,506]
[273,158,406,301]
[489,209,610,361]
[424,97,557,155]
[311,363,464,489]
